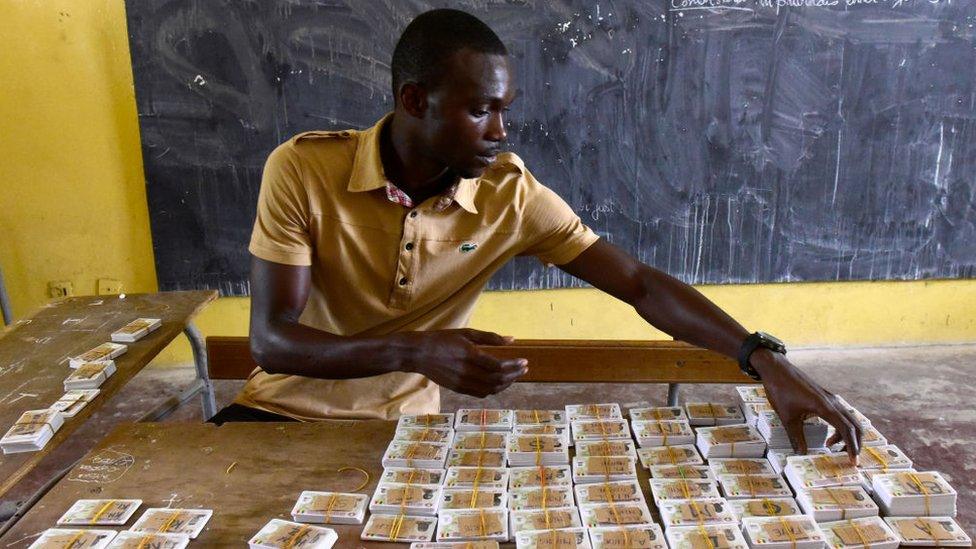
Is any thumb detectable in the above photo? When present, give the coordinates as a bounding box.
[462,328,515,346]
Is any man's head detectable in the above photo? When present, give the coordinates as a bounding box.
[391,9,515,178]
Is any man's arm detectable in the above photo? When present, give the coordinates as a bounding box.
[248,256,527,398]
[558,239,863,461]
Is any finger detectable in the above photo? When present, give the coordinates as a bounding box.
[472,352,527,373]
[785,417,808,455]
[463,328,515,346]
[826,430,842,448]
[827,410,861,465]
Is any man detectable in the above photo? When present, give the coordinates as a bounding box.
[213,9,861,461]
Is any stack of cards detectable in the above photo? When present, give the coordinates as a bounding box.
[444,467,509,489]
[381,468,445,486]
[383,441,450,468]
[509,486,576,511]
[57,499,142,526]
[249,519,338,548]
[783,453,861,490]
[665,524,749,549]
[412,543,499,549]
[440,488,507,511]
[511,507,582,535]
[574,480,644,505]
[566,403,622,422]
[766,448,829,475]
[397,427,454,444]
[572,456,638,484]
[631,420,694,447]
[819,517,900,549]
[884,517,972,547]
[2,409,65,454]
[513,424,571,445]
[437,509,509,541]
[509,466,573,490]
[398,414,456,430]
[649,478,721,503]
[589,525,668,549]
[629,407,686,422]
[741,516,826,549]
[827,423,888,449]
[685,403,744,426]
[735,385,769,403]
[796,485,879,521]
[579,502,654,529]
[130,508,212,539]
[649,464,714,481]
[291,491,368,524]
[514,410,567,427]
[858,445,913,472]
[453,431,508,451]
[658,498,738,527]
[871,471,957,516]
[28,529,117,549]
[49,389,100,418]
[111,318,162,342]
[575,439,636,458]
[107,531,190,549]
[717,474,793,500]
[726,498,802,519]
[833,396,873,428]
[69,342,127,368]
[571,420,631,443]
[508,434,569,466]
[455,409,513,432]
[756,411,829,449]
[636,445,703,469]
[64,360,117,390]
[370,482,442,516]
[741,402,776,427]
[448,449,507,468]
[515,528,590,549]
[362,514,437,542]
[708,458,775,477]
[695,425,766,458]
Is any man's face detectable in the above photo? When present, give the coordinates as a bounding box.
[421,49,515,179]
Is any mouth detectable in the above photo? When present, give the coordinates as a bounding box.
[476,152,499,166]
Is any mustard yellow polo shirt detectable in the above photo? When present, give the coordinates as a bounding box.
[238,114,599,420]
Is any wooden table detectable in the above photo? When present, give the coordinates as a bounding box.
[0,291,217,498]
[0,421,659,547]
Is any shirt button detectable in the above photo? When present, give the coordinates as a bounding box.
[399,277,408,286]
[405,242,414,251]
[409,211,418,218]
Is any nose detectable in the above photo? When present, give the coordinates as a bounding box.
[486,111,507,143]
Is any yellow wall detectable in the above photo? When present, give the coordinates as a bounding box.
[2,1,975,369]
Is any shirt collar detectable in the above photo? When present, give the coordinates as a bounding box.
[347,113,479,214]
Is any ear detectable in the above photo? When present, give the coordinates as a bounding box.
[398,82,428,119]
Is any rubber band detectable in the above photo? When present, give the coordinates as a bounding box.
[698,525,716,549]
[323,493,338,522]
[479,509,488,537]
[543,508,552,530]
[90,500,116,524]
[601,440,613,458]
[914,518,945,548]
[622,527,632,549]
[667,446,679,465]
[405,442,419,467]
[824,488,847,520]
[865,447,889,473]
[607,499,623,525]
[338,466,371,492]
[602,482,615,504]
[535,434,543,467]
[479,430,487,450]
[389,513,405,541]
[549,528,557,548]
[678,479,692,500]
[66,530,87,549]
[602,456,613,481]
[400,469,417,510]
[746,475,757,498]
[157,510,182,533]
[423,414,432,427]
[762,498,777,516]
[707,403,718,424]
[136,534,153,549]
[846,519,870,549]
[778,517,798,549]
[906,473,932,516]
[480,408,488,429]
[468,467,483,509]
[658,421,669,447]
[689,499,704,525]
[285,524,311,548]
[534,409,542,424]
[541,485,550,510]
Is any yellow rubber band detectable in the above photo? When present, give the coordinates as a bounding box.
[89,501,116,524]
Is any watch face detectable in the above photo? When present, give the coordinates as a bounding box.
[757,332,786,351]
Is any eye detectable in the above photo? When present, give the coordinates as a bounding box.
[471,109,489,118]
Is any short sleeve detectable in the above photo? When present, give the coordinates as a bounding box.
[248,142,313,266]
[518,170,600,266]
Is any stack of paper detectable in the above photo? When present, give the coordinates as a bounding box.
[717,474,793,499]
[107,531,189,549]
[64,360,116,390]
[513,424,571,445]
[570,420,631,443]
[29,529,117,549]
[291,491,368,524]
[453,431,508,451]
[56,499,142,526]
[735,385,769,403]
[111,318,162,342]
[455,409,514,432]
[726,498,802,519]
[872,471,957,516]
[444,467,509,489]
[396,427,454,444]
[741,402,776,427]
[2,409,65,454]
[514,410,567,427]
[361,514,437,543]
[665,524,749,549]
[574,480,644,505]
[589,525,668,549]
[858,445,913,473]
[448,449,508,468]
[695,425,766,458]
[49,389,100,418]
[819,517,900,549]
[684,403,745,426]
[440,488,508,511]
[437,509,509,541]
[766,448,829,475]
[380,468,445,486]
[741,516,826,549]
[509,466,573,490]
[783,453,861,490]
[631,420,694,447]
[636,445,703,469]
[515,528,590,549]
[884,517,972,547]
[755,410,829,449]
[508,434,569,466]
[565,403,622,422]
[579,502,654,529]
[575,439,636,458]
[629,407,686,422]
[708,458,775,477]
[382,441,449,468]
[69,342,127,368]
[398,414,456,430]
[658,498,738,527]
[370,482,442,516]
[508,486,576,511]
[795,485,879,521]
[648,478,721,504]
[571,456,638,484]
[510,508,582,536]
[411,542,499,549]
[649,464,714,481]
[129,508,213,539]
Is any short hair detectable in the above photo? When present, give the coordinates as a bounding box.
[391,9,508,102]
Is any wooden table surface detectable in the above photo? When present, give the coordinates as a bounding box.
[0,421,659,548]
[0,290,217,496]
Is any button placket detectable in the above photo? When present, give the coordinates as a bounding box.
[390,209,421,309]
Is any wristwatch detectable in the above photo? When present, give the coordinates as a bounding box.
[737,332,787,381]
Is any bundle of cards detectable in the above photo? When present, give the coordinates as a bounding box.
[2,409,65,454]
[664,524,749,549]
[509,486,576,511]
[511,508,583,535]
[589,525,668,549]
[833,396,873,427]
[570,420,630,443]
[383,441,449,468]
[884,517,972,547]
[69,342,127,368]
[448,449,507,468]
[249,519,338,548]
[513,425,571,445]
[872,470,957,516]
[636,445,702,469]
[725,498,802,519]
[514,409,567,426]
[455,409,513,432]
[508,434,569,465]
[380,468,446,486]
[398,413,456,430]
[649,464,714,481]
[49,389,100,418]
[572,456,637,484]
[566,403,622,422]
[57,499,142,525]
[437,509,509,541]
[735,385,768,403]
[820,517,900,549]
[658,498,738,527]
[370,482,442,516]
[453,431,509,450]
[575,439,636,458]
[741,402,775,427]
[685,403,744,426]
[741,515,826,549]
[444,467,509,488]
[64,360,116,390]
[130,508,213,538]
[396,427,454,444]
[515,528,590,549]
[111,318,162,342]
[766,448,829,475]
[291,491,368,524]
[783,453,861,490]
[629,406,686,422]
[648,478,721,503]
[28,528,117,549]
[756,411,829,449]
[509,466,573,489]
[440,488,508,510]
[858,445,913,472]
[412,543,499,549]
[827,423,888,450]
[716,474,793,500]
[574,480,645,505]
[695,425,766,458]
[107,531,190,549]
[860,468,914,494]
[631,420,694,447]
[362,514,437,543]
[708,458,775,477]
[579,502,654,528]
[795,485,879,521]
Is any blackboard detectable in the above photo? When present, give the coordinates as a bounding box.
[126,0,976,295]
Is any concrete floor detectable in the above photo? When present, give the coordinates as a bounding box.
[4,344,974,533]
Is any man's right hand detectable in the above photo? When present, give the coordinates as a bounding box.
[394,328,528,398]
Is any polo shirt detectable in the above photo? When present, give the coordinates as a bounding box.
[238,114,599,420]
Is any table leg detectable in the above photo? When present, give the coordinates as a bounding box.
[184,323,217,419]
[667,383,681,407]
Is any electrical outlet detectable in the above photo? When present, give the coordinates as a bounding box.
[97,278,123,295]
[48,280,73,298]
